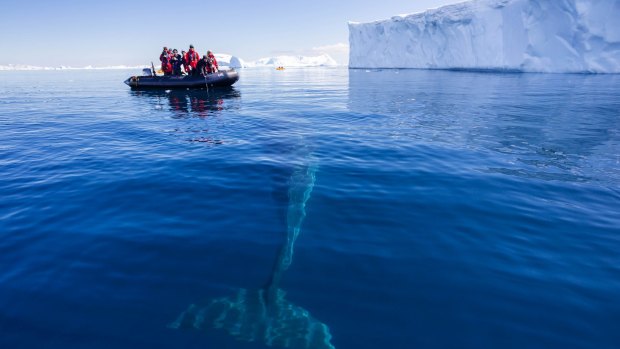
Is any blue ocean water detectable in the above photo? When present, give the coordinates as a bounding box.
[0,68,619,349]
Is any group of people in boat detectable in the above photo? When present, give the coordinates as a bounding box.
[159,45,219,76]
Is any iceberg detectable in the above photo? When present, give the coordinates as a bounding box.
[0,54,339,71]
[0,64,56,71]
[214,54,248,69]
[0,64,149,71]
[348,0,620,73]
[248,54,338,67]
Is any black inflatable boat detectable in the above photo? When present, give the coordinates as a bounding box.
[124,69,239,89]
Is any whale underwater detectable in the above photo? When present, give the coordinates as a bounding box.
[169,149,335,349]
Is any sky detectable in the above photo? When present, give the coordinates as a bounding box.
[0,0,460,67]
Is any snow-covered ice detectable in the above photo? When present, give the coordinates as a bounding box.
[349,0,620,73]
[214,54,248,69]
[218,53,337,68]
[248,54,338,67]
[0,64,149,71]
[0,54,338,71]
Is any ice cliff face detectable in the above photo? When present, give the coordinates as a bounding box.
[349,0,620,73]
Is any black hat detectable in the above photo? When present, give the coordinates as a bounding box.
[189,44,194,48]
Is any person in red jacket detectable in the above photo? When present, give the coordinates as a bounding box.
[159,47,169,62]
[159,46,173,75]
[161,54,173,76]
[181,50,190,74]
[187,45,200,73]
[206,50,219,72]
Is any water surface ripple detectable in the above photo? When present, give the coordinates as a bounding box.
[0,68,619,349]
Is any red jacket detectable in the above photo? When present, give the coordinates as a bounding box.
[182,53,190,71]
[160,55,172,74]
[160,51,171,62]
[187,49,200,68]
[207,53,219,70]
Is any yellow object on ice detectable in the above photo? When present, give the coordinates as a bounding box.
[276,66,285,71]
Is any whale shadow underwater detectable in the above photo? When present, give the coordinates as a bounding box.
[168,143,335,349]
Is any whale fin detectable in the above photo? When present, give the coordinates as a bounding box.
[169,288,335,349]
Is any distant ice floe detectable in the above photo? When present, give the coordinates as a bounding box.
[349,0,620,73]
[0,64,148,71]
[248,54,338,67]
[216,53,338,68]
[1,53,339,71]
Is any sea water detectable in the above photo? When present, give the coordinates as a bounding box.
[0,68,619,349]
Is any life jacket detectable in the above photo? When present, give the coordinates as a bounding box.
[161,56,172,73]
[206,57,214,73]
[207,53,219,70]
[188,50,199,68]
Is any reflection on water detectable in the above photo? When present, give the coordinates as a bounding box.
[347,69,620,183]
[130,88,241,119]
[2,68,620,349]
[130,88,241,144]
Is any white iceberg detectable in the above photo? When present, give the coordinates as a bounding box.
[0,53,339,71]
[248,54,338,67]
[348,0,620,73]
[0,64,54,71]
[214,54,248,69]
[0,64,148,71]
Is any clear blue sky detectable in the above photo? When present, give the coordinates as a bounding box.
[0,0,458,66]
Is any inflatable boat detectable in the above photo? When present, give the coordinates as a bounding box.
[124,69,239,89]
